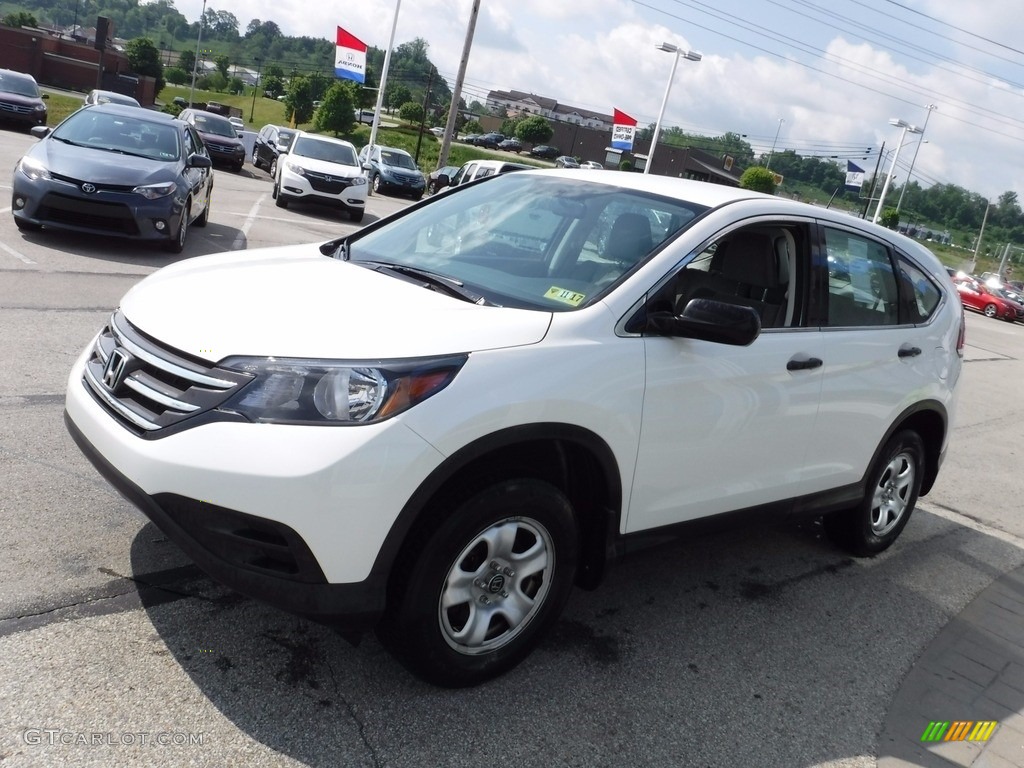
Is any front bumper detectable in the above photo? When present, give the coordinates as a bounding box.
[11,174,182,242]
[64,341,447,626]
[279,168,367,211]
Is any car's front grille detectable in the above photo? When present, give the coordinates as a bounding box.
[305,170,357,194]
[204,140,238,154]
[390,172,421,185]
[0,100,34,115]
[37,192,139,235]
[50,171,135,194]
[82,310,253,436]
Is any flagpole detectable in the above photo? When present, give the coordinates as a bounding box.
[367,0,401,153]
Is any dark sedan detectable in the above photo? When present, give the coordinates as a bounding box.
[529,145,560,159]
[11,103,213,253]
[252,124,296,176]
[178,108,246,171]
[0,69,48,129]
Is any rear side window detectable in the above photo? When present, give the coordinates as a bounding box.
[823,227,899,327]
[897,256,942,324]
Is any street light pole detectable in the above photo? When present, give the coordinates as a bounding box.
[896,104,936,213]
[765,118,784,170]
[872,118,921,224]
[644,43,701,175]
[187,0,207,107]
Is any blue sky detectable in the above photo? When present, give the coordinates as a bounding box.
[172,0,1024,201]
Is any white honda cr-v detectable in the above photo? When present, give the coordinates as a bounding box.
[65,170,964,687]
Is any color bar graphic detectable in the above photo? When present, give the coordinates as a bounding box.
[921,720,997,742]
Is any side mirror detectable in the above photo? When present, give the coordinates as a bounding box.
[361,162,373,171]
[188,154,213,169]
[31,125,51,139]
[642,299,761,346]
[436,173,450,187]
[41,93,49,100]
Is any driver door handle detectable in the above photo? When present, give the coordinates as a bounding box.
[787,356,823,371]
[898,345,922,359]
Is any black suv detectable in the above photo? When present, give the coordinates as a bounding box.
[178,108,245,171]
[252,124,297,176]
[474,132,505,149]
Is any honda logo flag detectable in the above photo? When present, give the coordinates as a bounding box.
[845,161,865,192]
[611,108,637,151]
[335,26,367,84]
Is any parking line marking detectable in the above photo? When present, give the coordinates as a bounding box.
[231,193,267,250]
[0,241,35,264]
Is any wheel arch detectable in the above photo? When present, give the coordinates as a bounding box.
[877,400,948,496]
[370,423,623,600]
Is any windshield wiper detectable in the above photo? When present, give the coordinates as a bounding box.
[359,260,492,305]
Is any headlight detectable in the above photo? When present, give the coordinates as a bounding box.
[132,182,177,200]
[285,161,307,176]
[17,156,50,181]
[351,177,367,186]
[33,104,46,112]
[219,355,467,425]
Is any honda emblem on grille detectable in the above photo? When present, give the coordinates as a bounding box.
[81,182,97,194]
[325,176,333,183]
[102,348,131,391]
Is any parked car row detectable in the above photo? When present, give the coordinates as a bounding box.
[952,273,1024,322]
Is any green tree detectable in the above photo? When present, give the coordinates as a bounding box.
[313,81,357,136]
[399,101,424,123]
[500,117,522,137]
[739,166,777,194]
[204,71,227,92]
[879,207,900,229]
[387,84,412,112]
[285,75,315,125]
[228,76,244,95]
[215,54,231,79]
[177,49,196,77]
[463,119,484,134]
[2,11,38,26]
[125,37,165,92]
[165,67,188,85]
[262,75,284,98]
[516,115,553,144]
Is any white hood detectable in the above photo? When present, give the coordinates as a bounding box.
[119,246,551,362]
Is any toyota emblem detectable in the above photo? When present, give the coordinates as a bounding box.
[81,183,97,194]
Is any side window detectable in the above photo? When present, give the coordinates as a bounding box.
[450,165,469,186]
[823,227,899,327]
[897,256,942,324]
[667,223,805,329]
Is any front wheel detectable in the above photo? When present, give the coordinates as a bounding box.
[163,203,189,253]
[983,303,998,318]
[372,174,382,194]
[348,209,364,223]
[377,478,578,687]
[824,430,924,556]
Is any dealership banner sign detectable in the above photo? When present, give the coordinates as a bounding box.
[335,26,367,84]
[611,108,637,150]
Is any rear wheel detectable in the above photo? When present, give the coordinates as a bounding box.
[269,158,278,178]
[824,430,924,556]
[377,478,578,687]
[372,174,382,194]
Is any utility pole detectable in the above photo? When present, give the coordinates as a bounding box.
[187,0,207,107]
[970,201,990,274]
[414,70,434,164]
[436,0,481,171]
[860,141,884,219]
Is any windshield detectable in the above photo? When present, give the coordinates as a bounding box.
[0,72,39,97]
[192,113,236,138]
[52,110,180,161]
[348,174,706,311]
[292,137,357,165]
[278,131,295,149]
[381,150,417,170]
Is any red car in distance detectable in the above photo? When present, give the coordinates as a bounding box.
[954,276,1024,322]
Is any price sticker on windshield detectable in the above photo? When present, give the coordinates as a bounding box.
[544,287,586,306]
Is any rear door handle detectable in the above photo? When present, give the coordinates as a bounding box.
[787,356,823,371]
[898,345,922,359]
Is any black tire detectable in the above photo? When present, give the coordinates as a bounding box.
[349,209,364,223]
[274,189,289,208]
[377,478,578,687]
[823,430,924,557]
[269,158,278,179]
[14,217,42,232]
[163,203,189,253]
[252,152,261,170]
[372,174,382,195]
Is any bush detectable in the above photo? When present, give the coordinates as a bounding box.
[739,166,777,194]
[398,101,424,123]
[879,207,900,229]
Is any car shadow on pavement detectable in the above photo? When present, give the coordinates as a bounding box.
[13,221,247,268]
[131,509,1024,767]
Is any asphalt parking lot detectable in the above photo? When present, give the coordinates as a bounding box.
[1,125,1023,767]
